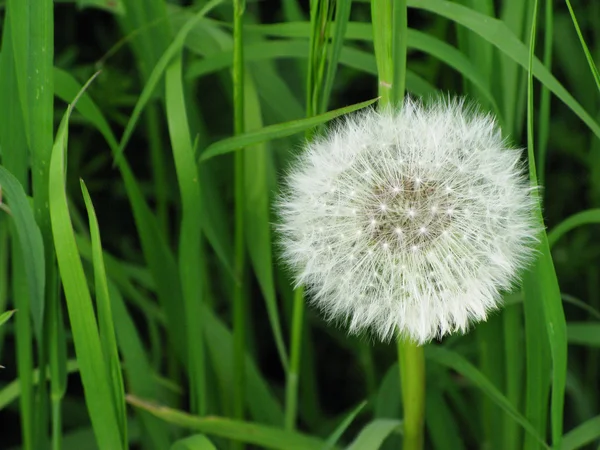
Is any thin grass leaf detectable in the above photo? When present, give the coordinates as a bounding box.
[53,67,188,363]
[566,322,600,347]
[165,53,207,414]
[80,180,127,447]
[425,386,466,450]
[202,304,284,426]
[108,282,172,449]
[525,3,567,447]
[113,0,223,165]
[346,419,402,450]
[561,415,600,450]
[547,209,600,249]
[323,401,367,450]
[425,346,549,448]
[0,360,79,410]
[49,86,124,450]
[199,97,378,162]
[242,72,289,371]
[127,395,326,450]
[0,309,16,327]
[319,0,352,112]
[564,0,600,94]
[407,0,600,141]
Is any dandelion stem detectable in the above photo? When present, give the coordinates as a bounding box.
[397,338,425,450]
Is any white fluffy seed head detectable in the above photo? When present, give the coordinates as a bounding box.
[277,97,540,344]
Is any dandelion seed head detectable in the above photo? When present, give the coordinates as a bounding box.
[277,97,540,344]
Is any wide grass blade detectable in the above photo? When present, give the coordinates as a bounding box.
[49,89,125,450]
[199,97,378,162]
[127,395,326,450]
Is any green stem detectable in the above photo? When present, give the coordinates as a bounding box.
[232,0,246,429]
[285,286,305,430]
[397,339,426,450]
[372,0,425,448]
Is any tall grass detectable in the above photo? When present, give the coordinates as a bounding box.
[0,0,599,448]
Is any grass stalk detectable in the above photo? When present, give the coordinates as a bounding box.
[285,286,304,430]
[233,0,247,429]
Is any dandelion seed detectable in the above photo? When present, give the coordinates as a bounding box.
[277,97,539,344]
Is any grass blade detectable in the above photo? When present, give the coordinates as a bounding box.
[347,419,402,450]
[49,89,124,450]
[165,53,207,414]
[547,209,600,248]
[425,346,549,448]
[127,395,326,450]
[525,2,567,447]
[80,180,128,447]
[0,167,45,338]
[407,0,600,141]
[561,415,600,450]
[199,97,378,162]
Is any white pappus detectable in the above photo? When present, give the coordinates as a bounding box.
[277,97,540,344]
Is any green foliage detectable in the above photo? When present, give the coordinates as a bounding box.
[0,0,598,449]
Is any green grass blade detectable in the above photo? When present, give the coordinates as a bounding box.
[127,395,326,450]
[425,346,549,448]
[323,401,367,450]
[0,167,45,338]
[564,0,600,94]
[108,282,172,449]
[171,435,217,450]
[243,72,289,371]
[561,415,600,450]
[49,95,124,450]
[0,309,16,327]
[80,180,127,447]
[526,3,567,447]
[566,322,600,347]
[407,0,600,141]
[114,0,223,165]
[202,304,283,426]
[346,419,402,450]
[425,385,466,450]
[320,0,352,112]
[199,97,378,162]
[165,53,207,414]
[53,67,188,364]
[547,209,600,248]
[0,360,79,410]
